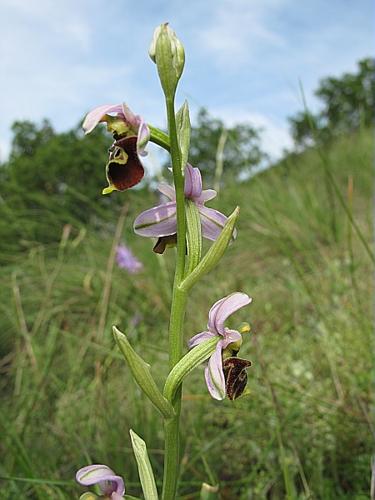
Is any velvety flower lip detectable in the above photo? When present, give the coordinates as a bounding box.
[76,464,125,499]
[105,136,144,193]
[133,164,233,244]
[188,292,252,400]
[223,357,252,400]
[116,245,143,274]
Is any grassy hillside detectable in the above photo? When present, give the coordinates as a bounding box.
[0,129,373,499]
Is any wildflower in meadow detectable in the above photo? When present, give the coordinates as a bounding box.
[82,103,150,194]
[133,164,231,253]
[76,464,125,499]
[188,292,252,400]
[74,24,252,499]
[116,244,143,274]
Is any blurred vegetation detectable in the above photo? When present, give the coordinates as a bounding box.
[188,108,266,182]
[289,58,375,148]
[0,61,373,499]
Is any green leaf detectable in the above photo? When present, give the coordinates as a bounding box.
[176,101,191,169]
[185,199,202,275]
[129,430,159,500]
[163,336,219,403]
[113,327,175,419]
[179,206,240,292]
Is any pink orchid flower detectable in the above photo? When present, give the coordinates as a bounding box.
[82,103,150,194]
[133,164,233,252]
[188,292,252,400]
[76,464,125,499]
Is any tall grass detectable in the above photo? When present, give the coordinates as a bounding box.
[0,129,373,499]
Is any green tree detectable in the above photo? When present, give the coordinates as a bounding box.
[0,120,149,259]
[10,119,55,159]
[289,58,375,147]
[188,108,266,182]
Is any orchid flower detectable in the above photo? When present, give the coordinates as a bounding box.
[76,464,125,499]
[82,103,150,194]
[133,164,232,252]
[188,292,252,400]
[116,244,143,274]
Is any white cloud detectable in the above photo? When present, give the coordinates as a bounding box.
[0,0,136,158]
[0,0,372,164]
[198,0,288,65]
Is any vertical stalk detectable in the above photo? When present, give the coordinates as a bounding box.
[162,96,188,500]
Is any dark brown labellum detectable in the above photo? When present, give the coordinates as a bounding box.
[223,357,251,401]
[153,234,177,254]
[106,136,144,191]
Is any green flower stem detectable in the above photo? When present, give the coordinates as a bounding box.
[148,124,170,152]
[162,96,188,500]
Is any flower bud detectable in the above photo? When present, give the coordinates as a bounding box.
[149,23,185,98]
[148,25,162,63]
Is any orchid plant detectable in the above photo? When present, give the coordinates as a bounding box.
[76,24,253,500]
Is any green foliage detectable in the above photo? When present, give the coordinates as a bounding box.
[10,119,55,159]
[0,127,372,498]
[188,108,266,181]
[0,120,150,263]
[4,119,112,213]
[290,58,375,147]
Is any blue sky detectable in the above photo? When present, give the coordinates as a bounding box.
[0,0,373,166]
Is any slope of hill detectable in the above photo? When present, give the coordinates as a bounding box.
[0,128,373,499]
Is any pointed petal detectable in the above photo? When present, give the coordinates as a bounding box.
[82,104,123,134]
[211,293,252,336]
[195,189,217,204]
[76,464,125,496]
[198,206,228,241]
[205,341,226,400]
[133,202,177,237]
[137,121,150,157]
[188,330,217,349]
[207,297,227,334]
[158,182,176,201]
[122,103,141,129]
[184,164,202,199]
